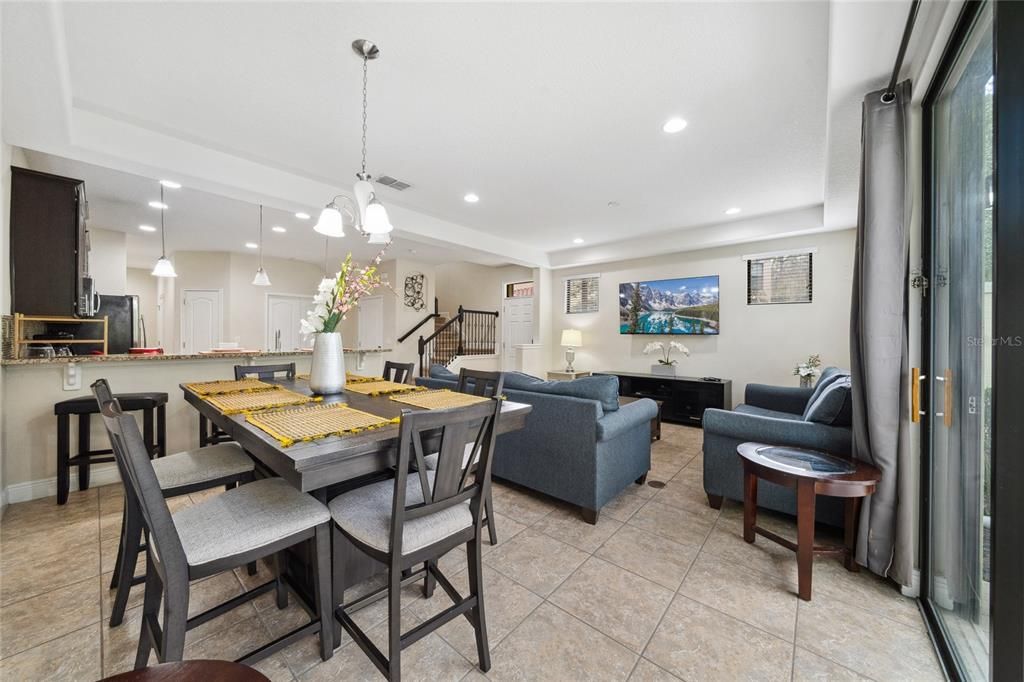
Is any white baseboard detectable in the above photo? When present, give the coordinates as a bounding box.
[2,464,122,505]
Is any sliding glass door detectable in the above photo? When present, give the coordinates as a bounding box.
[922,2,1024,679]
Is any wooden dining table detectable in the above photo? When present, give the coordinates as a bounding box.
[180,377,532,598]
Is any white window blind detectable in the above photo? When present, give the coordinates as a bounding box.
[746,252,813,304]
[565,276,599,314]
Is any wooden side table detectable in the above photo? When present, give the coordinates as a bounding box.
[101,660,270,681]
[737,442,881,601]
[546,370,592,381]
[618,395,663,441]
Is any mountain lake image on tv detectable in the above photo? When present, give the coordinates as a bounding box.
[619,276,720,335]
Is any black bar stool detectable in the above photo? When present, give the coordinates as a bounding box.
[54,392,167,505]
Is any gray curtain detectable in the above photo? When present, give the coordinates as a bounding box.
[850,80,913,585]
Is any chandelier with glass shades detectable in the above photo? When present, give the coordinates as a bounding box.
[314,39,393,245]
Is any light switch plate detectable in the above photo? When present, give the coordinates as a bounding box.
[63,362,82,391]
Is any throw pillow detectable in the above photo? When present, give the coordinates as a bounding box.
[804,367,850,417]
[803,375,853,426]
[522,375,621,412]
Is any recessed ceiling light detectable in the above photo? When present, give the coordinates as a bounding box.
[573,238,585,244]
[724,207,742,215]
[272,226,287,233]
[607,201,620,208]
[464,193,480,203]
[148,201,168,210]
[244,242,259,249]
[159,180,182,189]
[662,117,688,133]
[294,212,310,220]
[138,224,157,232]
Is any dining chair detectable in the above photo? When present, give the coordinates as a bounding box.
[424,368,504,544]
[329,399,502,680]
[93,380,258,628]
[92,381,335,669]
[234,363,297,380]
[382,361,415,385]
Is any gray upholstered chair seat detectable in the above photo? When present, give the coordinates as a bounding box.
[152,442,254,490]
[422,443,477,471]
[329,472,472,555]
[172,478,330,566]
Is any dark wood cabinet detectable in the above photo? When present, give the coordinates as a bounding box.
[596,371,732,427]
[10,167,87,316]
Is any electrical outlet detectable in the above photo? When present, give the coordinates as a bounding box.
[63,362,82,391]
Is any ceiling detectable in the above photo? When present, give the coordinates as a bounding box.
[2,1,921,268]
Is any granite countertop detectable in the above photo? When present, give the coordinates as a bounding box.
[1,348,391,366]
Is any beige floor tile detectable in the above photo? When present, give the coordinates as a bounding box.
[701,522,798,583]
[679,552,798,641]
[796,597,941,680]
[258,602,331,677]
[487,602,638,681]
[648,460,683,482]
[644,595,793,682]
[651,479,722,520]
[250,649,298,682]
[792,647,873,681]
[532,506,623,552]
[811,559,922,630]
[0,623,101,681]
[101,570,145,619]
[101,605,147,677]
[185,613,275,661]
[479,512,528,556]
[549,556,673,653]
[602,487,654,523]
[489,486,556,526]
[0,575,100,659]
[596,526,697,591]
[483,528,588,597]
[669,461,703,488]
[0,488,98,540]
[629,657,684,681]
[626,500,714,548]
[0,526,101,606]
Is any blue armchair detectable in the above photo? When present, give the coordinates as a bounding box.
[702,368,853,525]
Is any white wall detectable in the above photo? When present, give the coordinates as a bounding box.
[88,227,127,296]
[550,230,857,406]
[226,252,322,351]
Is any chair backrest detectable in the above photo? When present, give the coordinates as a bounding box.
[92,379,187,573]
[391,399,502,557]
[383,361,415,385]
[457,368,504,398]
[234,363,297,380]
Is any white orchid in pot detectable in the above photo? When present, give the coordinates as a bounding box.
[303,249,388,395]
[643,340,690,376]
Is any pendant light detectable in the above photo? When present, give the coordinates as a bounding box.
[313,39,394,240]
[151,184,177,278]
[252,204,272,286]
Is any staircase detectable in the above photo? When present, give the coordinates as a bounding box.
[417,306,499,376]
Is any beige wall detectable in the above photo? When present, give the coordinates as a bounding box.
[226,252,322,351]
[549,230,857,406]
[435,262,534,315]
[88,228,127,296]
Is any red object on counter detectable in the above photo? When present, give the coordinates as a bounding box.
[129,347,164,355]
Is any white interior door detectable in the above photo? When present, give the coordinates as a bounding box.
[502,296,534,369]
[358,295,384,350]
[266,294,309,351]
[182,289,222,354]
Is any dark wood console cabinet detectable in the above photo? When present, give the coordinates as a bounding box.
[596,371,732,427]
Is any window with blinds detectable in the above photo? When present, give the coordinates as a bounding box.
[565,275,599,314]
[746,252,813,304]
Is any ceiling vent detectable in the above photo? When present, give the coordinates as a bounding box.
[376,175,412,191]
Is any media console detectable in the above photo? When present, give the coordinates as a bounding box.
[595,371,732,427]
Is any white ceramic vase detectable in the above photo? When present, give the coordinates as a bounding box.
[309,332,346,395]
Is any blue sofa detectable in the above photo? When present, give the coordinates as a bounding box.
[418,367,658,524]
[701,367,853,525]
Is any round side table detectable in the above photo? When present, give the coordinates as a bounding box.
[737,442,882,601]
[100,660,270,682]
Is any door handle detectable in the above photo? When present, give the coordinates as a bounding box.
[911,368,926,423]
[935,370,953,427]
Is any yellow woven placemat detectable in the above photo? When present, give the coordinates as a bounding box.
[295,372,383,384]
[204,387,320,415]
[344,380,427,397]
[185,378,275,396]
[389,389,492,410]
[245,403,399,447]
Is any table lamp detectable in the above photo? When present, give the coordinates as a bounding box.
[560,329,583,372]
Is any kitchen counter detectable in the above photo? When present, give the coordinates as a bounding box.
[0,348,391,366]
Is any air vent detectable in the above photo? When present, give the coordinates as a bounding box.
[377,175,412,191]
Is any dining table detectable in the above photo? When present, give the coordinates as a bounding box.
[180,377,533,603]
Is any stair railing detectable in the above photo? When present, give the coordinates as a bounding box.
[397,297,440,344]
[418,305,499,376]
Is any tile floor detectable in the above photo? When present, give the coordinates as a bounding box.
[0,424,944,681]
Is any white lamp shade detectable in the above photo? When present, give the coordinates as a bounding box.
[353,179,374,222]
[560,329,582,347]
[362,200,393,234]
[313,205,346,237]
[252,267,272,286]
[151,257,177,278]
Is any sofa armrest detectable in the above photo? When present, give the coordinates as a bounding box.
[702,408,852,456]
[743,384,813,415]
[596,398,658,442]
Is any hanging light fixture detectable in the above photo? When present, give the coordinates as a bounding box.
[252,204,272,286]
[313,39,394,240]
[151,184,177,278]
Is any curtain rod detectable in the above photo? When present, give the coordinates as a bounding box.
[882,0,922,103]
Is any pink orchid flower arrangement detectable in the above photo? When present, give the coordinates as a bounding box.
[301,248,389,335]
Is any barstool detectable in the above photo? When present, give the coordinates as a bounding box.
[54,393,168,505]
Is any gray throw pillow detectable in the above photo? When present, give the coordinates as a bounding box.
[804,367,850,415]
[803,375,852,426]
[501,372,545,391]
[521,375,621,412]
[428,365,458,381]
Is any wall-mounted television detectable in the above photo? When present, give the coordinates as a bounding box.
[619,276,720,335]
